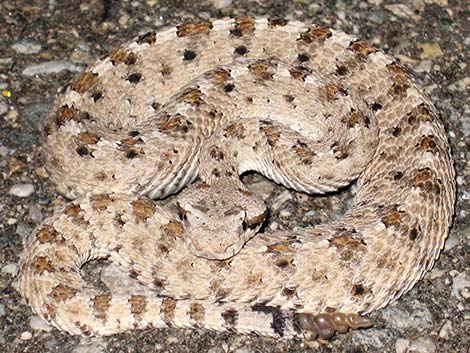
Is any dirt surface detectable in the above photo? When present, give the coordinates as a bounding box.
[1,0,469,352]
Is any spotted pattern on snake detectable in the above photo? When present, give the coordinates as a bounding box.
[17,17,455,340]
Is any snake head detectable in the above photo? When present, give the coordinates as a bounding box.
[176,182,267,260]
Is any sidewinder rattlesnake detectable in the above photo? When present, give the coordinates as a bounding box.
[17,17,456,340]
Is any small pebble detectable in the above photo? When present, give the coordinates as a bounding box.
[22,60,82,76]
[418,43,444,59]
[0,99,8,116]
[11,40,42,54]
[20,331,32,340]
[1,263,18,275]
[0,304,5,317]
[452,272,470,299]
[9,183,35,197]
[439,320,454,339]
[29,316,53,332]
[395,338,410,353]
[212,0,233,9]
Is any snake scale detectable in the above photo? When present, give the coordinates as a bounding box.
[17,17,455,340]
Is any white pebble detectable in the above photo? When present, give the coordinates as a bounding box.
[9,183,35,197]
[212,0,232,9]
[20,331,32,340]
[22,60,82,76]
[12,40,42,54]
[30,315,53,332]
[1,263,18,276]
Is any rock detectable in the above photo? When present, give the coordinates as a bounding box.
[11,40,42,54]
[0,304,5,317]
[396,337,437,353]
[29,316,53,332]
[418,43,444,59]
[395,338,410,353]
[385,4,418,19]
[20,331,32,340]
[414,60,433,72]
[72,337,107,353]
[439,320,454,339]
[9,183,35,197]
[0,98,8,116]
[1,263,18,275]
[22,60,82,76]
[212,0,233,9]
[448,77,470,91]
[380,299,433,330]
[452,272,470,299]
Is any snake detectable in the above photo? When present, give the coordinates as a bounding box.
[16,17,455,340]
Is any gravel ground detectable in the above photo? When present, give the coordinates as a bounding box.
[1,0,469,352]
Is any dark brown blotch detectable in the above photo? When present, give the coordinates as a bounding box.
[293,140,316,165]
[109,48,137,65]
[289,66,311,81]
[161,298,177,326]
[210,68,231,85]
[188,302,205,324]
[324,83,348,102]
[32,256,55,274]
[93,295,112,320]
[131,198,157,222]
[222,309,238,327]
[36,225,62,244]
[348,40,378,58]
[230,17,255,37]
[417,135,439,153]
[387,62,413,97]
[224,122,245,139]
[137,31,156,44]
[55,106,90,127]
[79,131,99,145]
[259,120,281,147]
[129,295,147,315]
[91,194,113,210]
[177,21,213,37]
[410,168,442,194]
[249,62,274,81]
[268,18,288,27]
[407,103,433,125]
[181,87,203,106]
[298,26,332,43]
[159,113,194,134]
[50,284,77,302]
[209,146,225,161]
[71,71,98,93]
[342,110,370,128]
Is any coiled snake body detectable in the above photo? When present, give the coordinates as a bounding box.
[17,18,455,340]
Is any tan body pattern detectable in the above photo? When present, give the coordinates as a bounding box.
[17,18,455,340]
